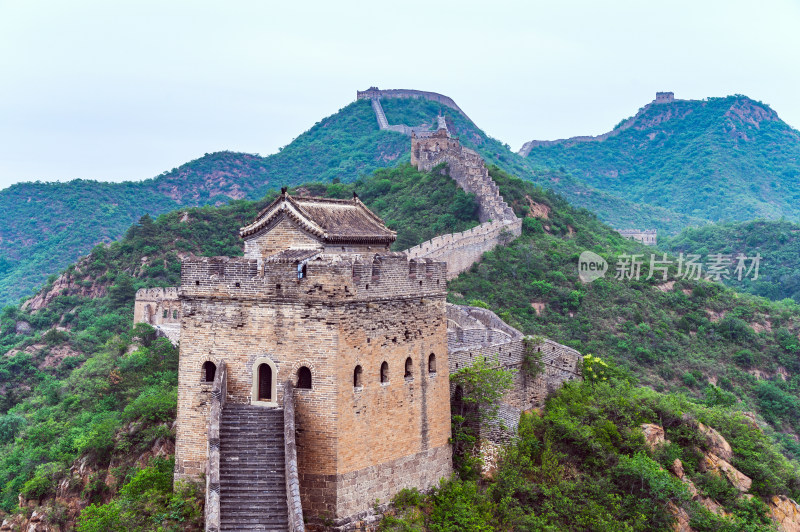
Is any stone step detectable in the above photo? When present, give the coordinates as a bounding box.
[220,492,286,500]
[220,479,286,487]
[219,452,284,459]
[220,465,285,473]
[218,405,289,529]
[221,512,288,517]
[220,496,286,503]
[219,474,285,482]
[220,521,288,531]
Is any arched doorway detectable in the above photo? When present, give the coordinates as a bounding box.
[251,357,277,406]
[258,364,272,401]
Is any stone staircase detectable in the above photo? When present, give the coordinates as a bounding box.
[219,404,289,531]
[370,98,390,129]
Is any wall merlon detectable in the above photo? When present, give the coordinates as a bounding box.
[179,253,447,303]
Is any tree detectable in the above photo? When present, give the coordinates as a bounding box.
[450,356,514,476]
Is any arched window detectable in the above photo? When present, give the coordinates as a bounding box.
[202,361,217,383]
[380,361,389,383]
[404,357,413,379]
[428,353,437,374]
[296,366,312,389]
[353,365,363,388]
[371,257,381,278]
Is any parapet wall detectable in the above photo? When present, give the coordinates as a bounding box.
[406,132,521,279]
[411,134,516,223]
[179,253,447,303]
[446,305,582,441]
[357,87,470,121]
[406,219,522,279]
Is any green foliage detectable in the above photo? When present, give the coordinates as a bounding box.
[450,356,515,426]
[388,376,786,530]
[447,166,800,462]
[525,96,800,227]
[522,336,545,379]
[0,325,181,512]
[664,219,800,303]
[77,458,203,531]
[582,354,611,385]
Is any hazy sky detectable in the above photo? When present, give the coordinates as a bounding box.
[1,0,799,189]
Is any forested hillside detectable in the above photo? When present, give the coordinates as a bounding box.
[523,95,800,223]
[2,164,800,529]
[0,99,408,307]
[0,92,714,307]
[662,219,800,303]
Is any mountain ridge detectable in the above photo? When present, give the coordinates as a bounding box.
[521,93,800,224]
[3,89,796,306]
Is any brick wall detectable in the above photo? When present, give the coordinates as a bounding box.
[446,305,582,440]
[175,252,451,521]
[406,133,522,278]
[406,219,522,279]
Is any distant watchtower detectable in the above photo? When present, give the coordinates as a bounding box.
[655,92,675,104]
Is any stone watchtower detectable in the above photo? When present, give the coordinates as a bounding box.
[174,190,452,528]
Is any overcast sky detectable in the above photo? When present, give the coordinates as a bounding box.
[1,0,798,189]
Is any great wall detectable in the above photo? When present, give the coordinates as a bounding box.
[405,128,522,278]
[129,88,580,531]
[519,91,676,156]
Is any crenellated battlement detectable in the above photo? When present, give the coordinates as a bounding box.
[134,286,180,325]
[179,252,447,303]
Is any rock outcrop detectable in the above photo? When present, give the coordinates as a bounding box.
[643,420,800,532]
[770,495,800,532]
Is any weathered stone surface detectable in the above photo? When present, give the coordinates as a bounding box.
[641,423,666,450]
[14,321,31,335]
[698,422,733,461]
[670,459,698,498]
[667,501,692,532]
[699,452,752,492]
[447,305,581,442]
[770,495,800,532]
[174,246,452,523]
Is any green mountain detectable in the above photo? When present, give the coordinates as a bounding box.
[2,164,800,529]
[449,168,800,458]
[662,219,800,303]
[522,94,800,224]
[0,93,709,308]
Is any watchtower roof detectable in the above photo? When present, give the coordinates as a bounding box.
[240,192,397,245]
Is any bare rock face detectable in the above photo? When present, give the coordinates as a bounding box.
[770,495,800,532]
[697,422,733,462]
[14,321,32,335]
[699,452,752,493]
[670,459,698,498]
[640,423,666,449]
[667,502,692,532]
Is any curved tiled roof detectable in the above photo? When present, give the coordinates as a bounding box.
[240,193,396,245]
